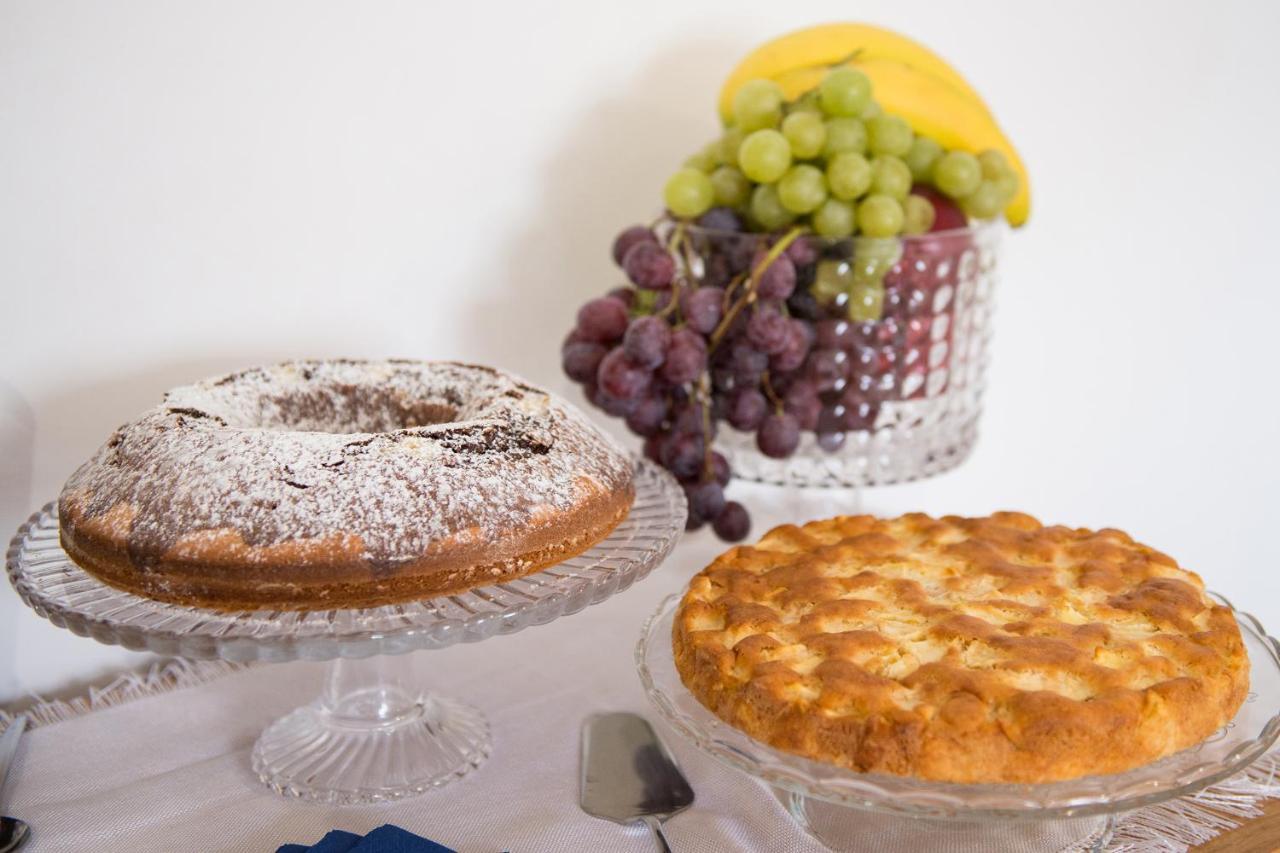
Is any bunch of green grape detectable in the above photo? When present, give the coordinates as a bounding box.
[662,68,1019,236]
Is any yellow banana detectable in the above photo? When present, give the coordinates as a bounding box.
[720,23,1030,226]
[719,23,987,123]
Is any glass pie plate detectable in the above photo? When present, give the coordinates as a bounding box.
[6,458,684,804]
[637,592,1280,852]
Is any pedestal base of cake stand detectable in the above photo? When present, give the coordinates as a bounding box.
[252,653,490,804]
[786,793,1117,852]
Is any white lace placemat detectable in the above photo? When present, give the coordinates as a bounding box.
[2,554,1277,853]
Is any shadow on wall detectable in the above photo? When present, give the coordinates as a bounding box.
[465,37,743,403]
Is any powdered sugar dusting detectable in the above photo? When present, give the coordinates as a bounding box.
[62,360,634,568]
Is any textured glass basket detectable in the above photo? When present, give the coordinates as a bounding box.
[7,459,686,804]
[698,223,1002,488]
[638,593,1280,851]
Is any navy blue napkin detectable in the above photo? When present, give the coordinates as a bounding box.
[276,824,456,853]
[276,830,359,853]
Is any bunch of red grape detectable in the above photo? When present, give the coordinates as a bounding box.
[562,200,969,542]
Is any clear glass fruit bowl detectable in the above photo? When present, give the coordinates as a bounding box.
[637,592,1280,850]
[693,222,1003,488]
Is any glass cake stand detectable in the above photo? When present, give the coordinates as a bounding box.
[637,593,1280,852]
[5,459,684,805]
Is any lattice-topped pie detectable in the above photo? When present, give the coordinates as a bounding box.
[673,512,1249,783]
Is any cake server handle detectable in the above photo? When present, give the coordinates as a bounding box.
[642,816,674,853]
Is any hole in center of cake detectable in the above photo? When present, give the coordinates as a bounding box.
[264,386,461,434]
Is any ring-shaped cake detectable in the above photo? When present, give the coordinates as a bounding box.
[58,360,636,610]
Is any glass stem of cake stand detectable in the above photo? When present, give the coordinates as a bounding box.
[788,793,1118,852]
[251,651,492,804]
[322,654,425,726]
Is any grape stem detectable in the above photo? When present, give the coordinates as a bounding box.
[714,274,747,343]
[675,224,702,284]
[708,226,806,352]
[697,373,715,481]
[659,224,689,321]
[760,370,783,414]
[720,271,748,314]
[658,288,682,320]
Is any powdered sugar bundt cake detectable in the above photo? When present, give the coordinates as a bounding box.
[58,360,636,610]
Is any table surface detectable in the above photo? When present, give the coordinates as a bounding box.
[1196,800,1280,852]
[3,483,1277,852]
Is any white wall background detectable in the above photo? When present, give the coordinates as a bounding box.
[2,1,1278,704]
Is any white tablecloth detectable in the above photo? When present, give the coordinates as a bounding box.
[2,484,1276,852]
[2,489,840,853]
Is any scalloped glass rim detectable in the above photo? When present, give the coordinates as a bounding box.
[675,218,1004,244]
[5,458,685,663]
[637,592,1280,820]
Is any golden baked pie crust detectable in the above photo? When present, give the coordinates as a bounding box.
[673,512,1249,783]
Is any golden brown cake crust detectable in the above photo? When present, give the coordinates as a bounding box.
[673,512,1249,783]
[58,360,635,611]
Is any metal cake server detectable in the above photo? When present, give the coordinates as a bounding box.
[580,712,694,852]
[0,714,30,853]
